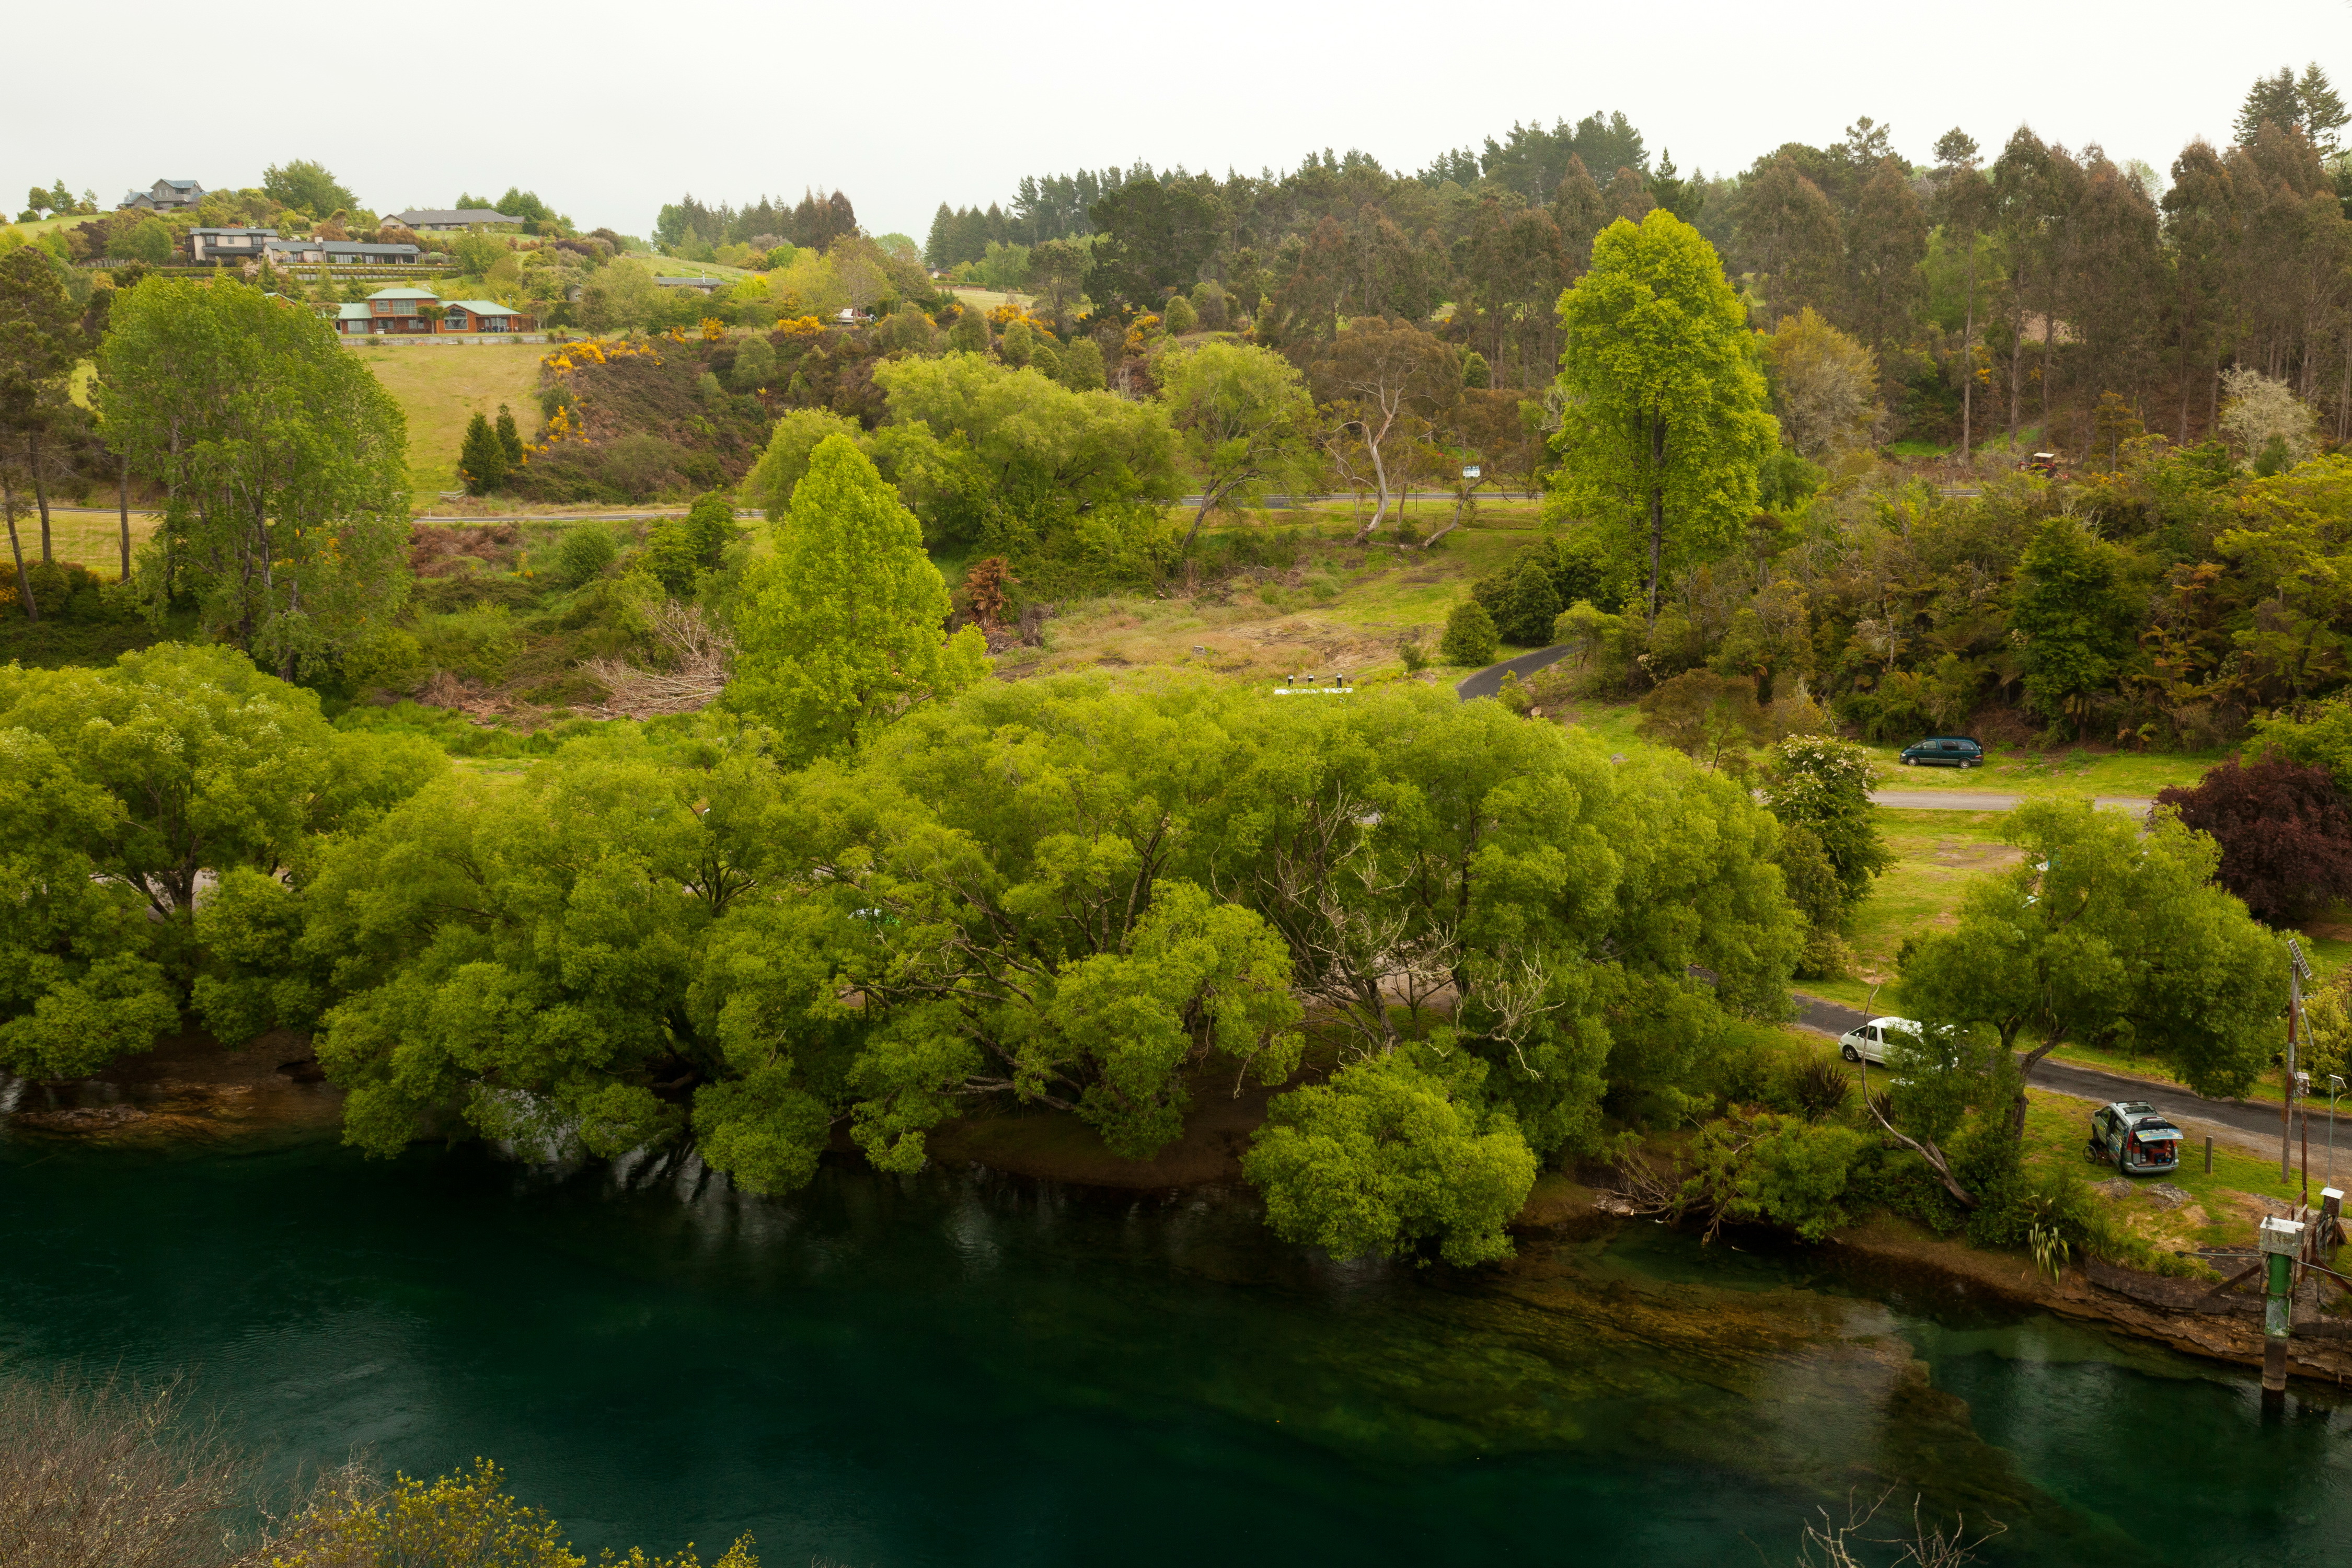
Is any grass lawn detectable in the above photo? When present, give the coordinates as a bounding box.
[21,508,162,575]
[351,341,548,504]
[1860,739,2218,800]
[1799,808,2017,1011]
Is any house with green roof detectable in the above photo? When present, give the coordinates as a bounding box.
[327,287,537,336]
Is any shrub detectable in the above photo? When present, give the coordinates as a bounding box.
[1160,293,1198,333]
[1058,337,1105,392]
[556,522,618,587]
[1637,669,1767,769]
[1438,599,1498,666]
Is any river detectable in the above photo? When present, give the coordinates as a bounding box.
[4,1126,2349,1565]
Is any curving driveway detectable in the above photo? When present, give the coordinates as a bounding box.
[1455,644,1578,701]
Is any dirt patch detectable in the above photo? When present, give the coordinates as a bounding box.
[1931,841,2026,869]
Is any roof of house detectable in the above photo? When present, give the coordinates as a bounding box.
[190,227,278,236]
[443,299,522,315]
[334,304,373,319]
[326,242,421,255]
[391,209,523,226]
[161,179,202,191]
[366,287,441,301]
[652,275,724,287]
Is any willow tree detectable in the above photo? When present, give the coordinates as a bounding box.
[1551,210,1775,624]
[94,277,410,677]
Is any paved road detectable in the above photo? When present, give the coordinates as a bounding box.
[1869,789,2157,815]
[1791,991,2330,1159]
[1456,643,1578,700]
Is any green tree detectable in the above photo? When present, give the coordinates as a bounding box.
[494,403,524,465]
[459,411,507,494]
[1758,735,1892,918]
[1897,802,2286,1141]
[645,490,740,594]
[1026,238,1090,330]
[1553,210,1777,622]
[121,217,174,266]
[729,333,776,394]
[946,309,989,355]
[2010,516,2142,727]
[1057,336,1106,392]
[1636,669,1768,769]
[1439,598,1500,665]
[95,278,411,676]
[1,247,83,602]
[1156,340,1317,547]
[1160,292,1198,333]
[0,723,180,1079]
[725,435,989,759]
[742,407,863,518]
[308,742,778,1159]
[1244,1047,1537,1265]
[868,351,1181,554]
[262,158,359,217]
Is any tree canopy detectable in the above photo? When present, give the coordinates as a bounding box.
[1551,210,1777,621]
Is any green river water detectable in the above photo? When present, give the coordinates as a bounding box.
[3,1126,2349,1565]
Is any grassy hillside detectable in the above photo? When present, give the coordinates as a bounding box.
[350,341,547,504]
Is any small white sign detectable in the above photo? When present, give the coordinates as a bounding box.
[1461,465,1481,479]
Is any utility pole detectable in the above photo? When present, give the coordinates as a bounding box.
[2261,1213,2305,1396]
[2285,939,2309,1186]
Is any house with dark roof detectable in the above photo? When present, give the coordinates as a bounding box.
[653,275,728,294]
[324,240,421,265]
[187,227,276,262]
[119,178,205,213]
[390,209,525,233]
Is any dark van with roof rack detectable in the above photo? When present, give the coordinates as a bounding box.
[1898,736,1984,768]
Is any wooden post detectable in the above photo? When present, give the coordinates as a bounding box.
[2205,1135,2215,1174]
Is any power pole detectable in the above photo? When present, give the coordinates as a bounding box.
[2289,938,2312,1196]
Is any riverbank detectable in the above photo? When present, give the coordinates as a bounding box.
[14,1030,2351,1389]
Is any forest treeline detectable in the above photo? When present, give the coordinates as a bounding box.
[923,74,2352,456]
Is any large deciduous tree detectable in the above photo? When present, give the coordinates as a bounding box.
[2154,755,2352,925]
[1551,210,1777,624]
[1897,801,2285,1139]
[1303,319,1461,543]
[726,435,988,760]
[1156,340,1317,547]
[95,278,411,676]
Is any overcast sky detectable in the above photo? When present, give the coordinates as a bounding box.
[11,1,2349,240]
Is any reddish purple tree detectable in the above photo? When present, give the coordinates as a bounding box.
[2157,755,2352,926]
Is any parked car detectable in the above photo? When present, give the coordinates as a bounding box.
[1898,736,1985,768]
[1838,1016,1923,1066]
[2087,1101,2183,1175]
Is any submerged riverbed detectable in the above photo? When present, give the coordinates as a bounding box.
[3,1127,2349,1565]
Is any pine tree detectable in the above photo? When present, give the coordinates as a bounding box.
[458,411,506,495]
[493,404,523,466]
[726,436,988,759]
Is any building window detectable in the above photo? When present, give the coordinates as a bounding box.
[444,312,466,330]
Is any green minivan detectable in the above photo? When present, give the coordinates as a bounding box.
[1898,736,1985,768]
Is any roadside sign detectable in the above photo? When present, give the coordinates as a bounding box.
[1461,465,1481,479]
